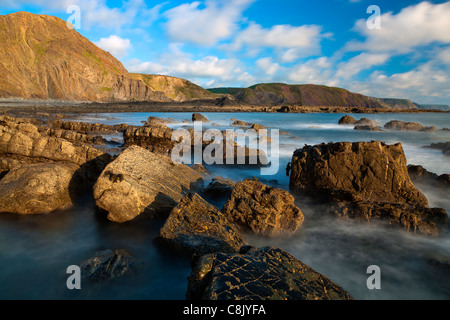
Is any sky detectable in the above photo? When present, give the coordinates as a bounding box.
[1,0,450,105]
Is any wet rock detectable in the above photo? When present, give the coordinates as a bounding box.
[202,176,235,199]
[384,120,437,132]
[0,162,86,214]
[49,120,131,134]
[155,193,246,255]
[338,115,357,125]
[80,249,142,282]
[123,124,175,156]
[290,141,429,207]
[408,165,449,188]
[222,179,304,237]
[186,246,353,300]
[192,113,210,123]
[354,118,381,127]
[93,145,204,223]
[330,201,448,236]
[424,142,450,156]
[231,119,252,127]
[354,125,383,131]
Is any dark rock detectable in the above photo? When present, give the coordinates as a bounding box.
[425,142,450,156]
[354,125,383,131]
[222,179,304,237]
[338,115,357,125]
[330,201,448,236]
[408,165,449,188]
[80,249,142,282]
[192,113,210,123]
[354,118,381,127]
[155,193,246,255]
[202,176,235,198]
[186,246,353,300]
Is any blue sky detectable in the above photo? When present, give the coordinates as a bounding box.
[1,0,450,104]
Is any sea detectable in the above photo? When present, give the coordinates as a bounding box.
[0,112,449,300]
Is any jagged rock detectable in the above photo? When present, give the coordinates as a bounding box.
[190,164,210,177]
[93,145,204,223]
[222,179,304,237]
[192,113,210,123]
[384,120,437,132]
[330,201,448,236]
[338,115,357,125]
[425,142,450,156]
[155,193,246,255]
[186,246,353,300]
[123,124,176,156]
[49,120,130,134]
[0,162,86,214]
[290,141,429,207]
[80,249,142,282]
[40,128,107,145]
[202,176,235,199]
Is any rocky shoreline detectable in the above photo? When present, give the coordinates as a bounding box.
[0,112,448,300]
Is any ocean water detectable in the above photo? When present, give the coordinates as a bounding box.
[0,112,449,300]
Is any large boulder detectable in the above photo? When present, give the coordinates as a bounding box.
[354,118,381,127]
[187,246,353,300]
[0,162,85,214]
[290,141,428,207]
[222,179,304,237]
[384,120,437,132]
[192,113,210,123]
[338,115,357,125]
[155,193,246,255]
[201,176,235,199]
[93,145,204,223]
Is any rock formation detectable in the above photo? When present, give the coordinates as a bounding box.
[155,193,246,255]
[187,246,353,300]
[289,141,448,235]
[93,145,204,223]
[222,179,304,237]
[384,120,437,132]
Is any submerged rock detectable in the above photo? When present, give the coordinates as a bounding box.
[93,145,204,223]
[155,193,246,255]
[354,118,381,127]
[202,176,235,199]
[187,246,353,300]
[222,179,304,237]
[338,115,357,125]
[80,249,142,282]
[407,165,449,188]
[0,162,85,214]
[354,125,383,131]
[330,201,448,236]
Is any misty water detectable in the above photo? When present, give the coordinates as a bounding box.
[0,112,449,300]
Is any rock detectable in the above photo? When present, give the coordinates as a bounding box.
[408,165,449,188]
[93,145,204,223]
[40,128,107,145]
[222,179,304,237]
[202,176,235,199]
[49,120,131,134]
[192,113,210,123]
[330,201,448,236]
[338,115,357,125]
[186,246,353,300]
[290,141,429,207]
[190,164,210,177]
[354,118,381,127]
[425,142,450,156]
[80,249,142,282]
[354,125,383,131]
[384,120,437,132]
[0,162,85,214]
[0,118,111,173]
[250,123,266,132]
[231,119,252,127]
[123,124,175,156]
[155,193,246,255]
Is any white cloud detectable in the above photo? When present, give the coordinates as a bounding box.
[164,0,255,46]
[126,44,243,86]
[288,57,338,86]
[95,35,132,58]
[335,52,390,79]
[348,1,450,53]
[256,57,280,76]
